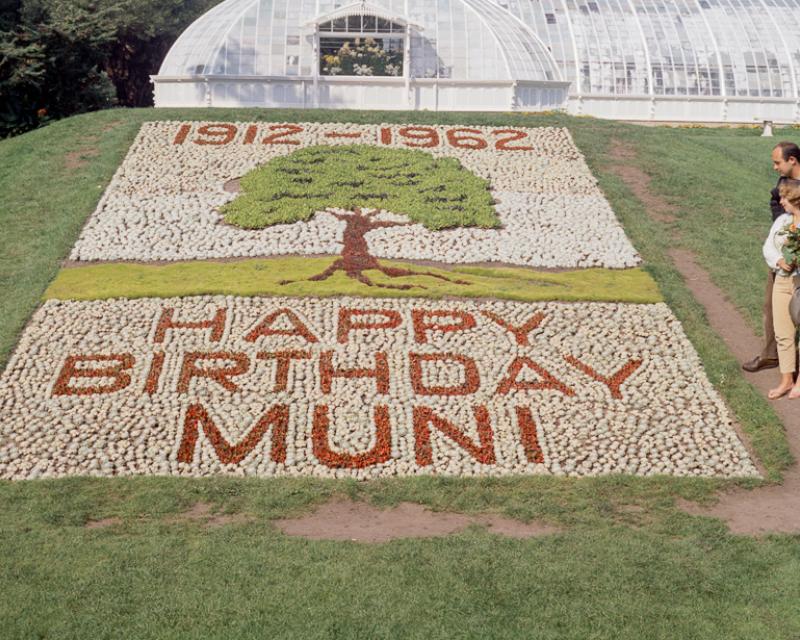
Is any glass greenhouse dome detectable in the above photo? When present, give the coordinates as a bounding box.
[153,0,800,122]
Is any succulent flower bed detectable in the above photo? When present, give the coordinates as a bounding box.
[68,122,640,268]
[0,119,759,481]
[0,296,758,480]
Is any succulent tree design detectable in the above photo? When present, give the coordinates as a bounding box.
[220,144,499,290]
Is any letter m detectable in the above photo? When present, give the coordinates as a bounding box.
[177,403,289,464]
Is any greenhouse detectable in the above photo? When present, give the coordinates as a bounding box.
[153,0,800,122]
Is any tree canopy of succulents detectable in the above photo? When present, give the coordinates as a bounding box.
[220,144,499,231]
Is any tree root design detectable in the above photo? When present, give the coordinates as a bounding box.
[279,207,470,290]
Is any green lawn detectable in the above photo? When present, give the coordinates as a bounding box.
[1,108,798,639]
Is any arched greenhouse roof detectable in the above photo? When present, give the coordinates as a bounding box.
[495,0,800,100]
[158,0,563,82]
[155,0,800,120]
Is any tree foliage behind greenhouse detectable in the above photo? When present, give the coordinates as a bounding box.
[0,0,218,137]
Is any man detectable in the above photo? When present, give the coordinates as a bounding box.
[742,141,800,372]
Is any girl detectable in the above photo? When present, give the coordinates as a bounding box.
[763,182,800,399]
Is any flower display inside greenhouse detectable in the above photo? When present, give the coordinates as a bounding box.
[152,0,800,122]
[320,38,403,76]
[0,121,760,480]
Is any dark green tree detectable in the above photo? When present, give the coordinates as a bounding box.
[0,26,46,135]
[102,0,219,107]
[0,0,21,31]
[221,145,499,290]
[0,0,219,136]
[1,0,119,136]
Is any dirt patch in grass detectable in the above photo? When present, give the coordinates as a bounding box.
[101,120,125,133]
[64,147,100,171]
[274,497,560,542]
[608,138,800,535]
[677,489,800,536]
[85,517,122,529]
[169,502,255,528]
[224,177,241,193]
[609,141,677,223]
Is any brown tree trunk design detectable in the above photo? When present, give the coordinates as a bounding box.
[280,207,470,290]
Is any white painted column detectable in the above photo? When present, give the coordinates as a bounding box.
[204,77,212,106]
[404,26,412,109]
[313,29,320,108]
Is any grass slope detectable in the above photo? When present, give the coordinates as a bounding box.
[45,259,663,303]
[1,476,799,639]
[0,107,798,639]
[612,129,784,331]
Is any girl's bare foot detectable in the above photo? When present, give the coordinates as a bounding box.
[789,385,800,399]
[768,383,794,399]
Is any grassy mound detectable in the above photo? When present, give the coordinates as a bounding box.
[1,107,798,639]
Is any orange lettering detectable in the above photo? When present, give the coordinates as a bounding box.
[245,308,318,343]
[412,309,476,344]
[319,351,390,394]
[153,307,226,343]
[481,310,546,346]
[409,352,480,396]
[312,405,392,468]
[337,308,401,344]
[563,355,643,400]
[413,405,496,466]
[177,403,288,464]
[143,351,165,395]
[496,357,574,396]
[516,407,545,464]
[53,354,134,396]
[177,352,249,393]
[257,350,312,392]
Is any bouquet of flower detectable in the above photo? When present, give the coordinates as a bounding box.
[778,221,800,273]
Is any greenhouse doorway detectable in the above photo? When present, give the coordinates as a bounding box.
[317,14,406,77]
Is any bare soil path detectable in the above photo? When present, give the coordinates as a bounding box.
[608,140,800,535]
[274,498,560,542]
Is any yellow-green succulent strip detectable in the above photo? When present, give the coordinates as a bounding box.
[45,258,663,304]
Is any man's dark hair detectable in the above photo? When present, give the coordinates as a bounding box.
[775,141,800,162]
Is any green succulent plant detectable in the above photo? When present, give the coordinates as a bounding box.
[220,144,498,231]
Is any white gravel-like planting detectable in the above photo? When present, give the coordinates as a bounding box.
[68,122,641,269]
[0,296,758,480]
